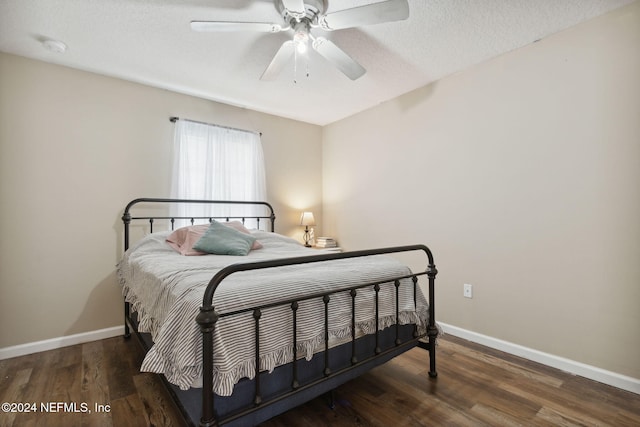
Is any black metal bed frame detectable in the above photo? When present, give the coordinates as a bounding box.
[121,198,438,427]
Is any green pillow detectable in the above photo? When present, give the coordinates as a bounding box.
[192,220,257,256]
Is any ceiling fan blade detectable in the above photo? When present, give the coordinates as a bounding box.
[320,0,409,31]
[191,21,285,33]
[281,0,306,15]
[312,37,365,80]
[261,41,295,80]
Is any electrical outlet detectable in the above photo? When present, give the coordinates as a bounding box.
[463,283,473,298]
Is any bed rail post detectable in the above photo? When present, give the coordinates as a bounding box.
[122,210,132,339]
[426,262,438,378]
[196,306,220,427]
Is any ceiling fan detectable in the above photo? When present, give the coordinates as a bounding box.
[190,0,410,81]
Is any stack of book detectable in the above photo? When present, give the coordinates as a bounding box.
[315,237,338,248]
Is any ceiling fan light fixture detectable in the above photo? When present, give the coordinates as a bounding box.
[293,22,310,54]
[294,36,308,54]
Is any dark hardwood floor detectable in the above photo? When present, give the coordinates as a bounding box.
[1,334,638,426]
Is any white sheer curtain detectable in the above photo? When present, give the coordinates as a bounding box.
[170,119,267,228]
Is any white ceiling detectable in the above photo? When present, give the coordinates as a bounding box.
[0,0,635,125]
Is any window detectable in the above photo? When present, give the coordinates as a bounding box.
[170,119,267,227]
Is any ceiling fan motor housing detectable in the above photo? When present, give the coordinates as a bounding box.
[276,0,327,25]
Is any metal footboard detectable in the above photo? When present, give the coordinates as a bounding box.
[196,246,437,427]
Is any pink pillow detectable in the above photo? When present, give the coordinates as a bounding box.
[166,224,209,255]
[166,221,262,256]
[180,229,209,256]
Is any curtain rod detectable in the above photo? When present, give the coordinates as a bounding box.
[170,117,262,136]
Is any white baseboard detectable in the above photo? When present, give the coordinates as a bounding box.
[0,326,124,360]
[439,322,640,395]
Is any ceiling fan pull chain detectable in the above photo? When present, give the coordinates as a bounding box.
[293,47,298,84]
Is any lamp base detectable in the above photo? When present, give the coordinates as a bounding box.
[303,227,312,247]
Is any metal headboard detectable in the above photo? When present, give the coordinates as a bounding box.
[121,198,276,251]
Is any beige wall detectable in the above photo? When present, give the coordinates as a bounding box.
[0,52,322,348]
[322,3,640,379]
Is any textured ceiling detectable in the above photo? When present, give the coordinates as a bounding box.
[0,0,636,125]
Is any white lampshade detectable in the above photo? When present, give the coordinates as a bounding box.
[300,212,315,226]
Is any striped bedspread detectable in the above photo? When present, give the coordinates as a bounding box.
[117,230,428,396]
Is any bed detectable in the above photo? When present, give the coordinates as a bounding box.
[118,198,439,426]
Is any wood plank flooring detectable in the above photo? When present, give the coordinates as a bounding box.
[1,334,638,426]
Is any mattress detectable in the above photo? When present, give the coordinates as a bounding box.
[117,230,428,396]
